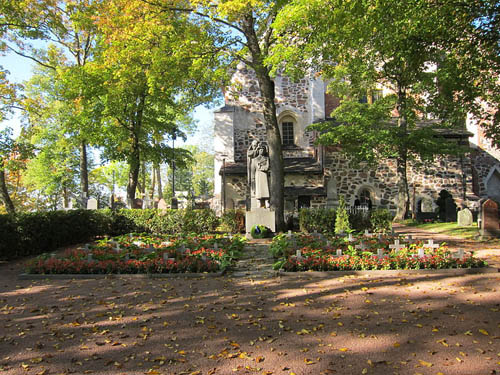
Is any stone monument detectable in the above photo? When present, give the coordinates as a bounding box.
[87,198,98,210]
[245,140,275,235]
[481,199,499,237]
[457,207,473,227]
[157,198,168,210]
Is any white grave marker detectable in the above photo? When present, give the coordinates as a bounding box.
[87,198,98,210]
[87,253,93,262]
[451,249,465,259]
[336,249,343,257]
[389,239,405,253]
[355,241,368,251]
[418,248,425,257]
[364,229,373,237]
[377,249,385,258]
[424,239,440,250]
[348,233,355,242]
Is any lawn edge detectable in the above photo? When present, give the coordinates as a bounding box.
[18,268,227,280]
[277,267,498,277]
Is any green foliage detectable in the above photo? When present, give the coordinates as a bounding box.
[348,211,371,232]
[0,208,221,260]
[0,209,112,260]
[370,209,393,233]
[250,224,271,239]
[335,196,350,234]
[298,208,336,233]
[220,209,246,233]
[269,233,290,259]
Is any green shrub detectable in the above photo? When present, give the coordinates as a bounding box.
[220,209,246,233]
[250,224,271,239]
[370,208,392,233]
[0,208,220,261]
[349,211,371,232]
[299,208,336,233]
[335,196,351,234]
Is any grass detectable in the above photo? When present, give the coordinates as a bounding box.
[404,221,480,240]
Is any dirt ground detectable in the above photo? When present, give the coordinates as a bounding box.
[1,226,499,375]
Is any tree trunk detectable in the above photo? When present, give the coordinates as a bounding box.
[241,13,285,231]
[127,138,140,208]
[150,164,156,201]
[80,140,89,207]
[126,92,146,208]
[394,89,410,221]
[0,168,15,214]
[156,164,163,199]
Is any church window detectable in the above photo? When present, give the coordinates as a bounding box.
[282,121,295,146]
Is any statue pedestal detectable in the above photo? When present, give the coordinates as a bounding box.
[246,208,276,236]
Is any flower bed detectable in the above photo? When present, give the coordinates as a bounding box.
[271,233,487,271]
[25,234,246,275]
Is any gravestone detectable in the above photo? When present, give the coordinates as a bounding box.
[158,198,168,210]
[87,198,98,210]
[445,197,457,222]
[134,198,143,209]
[481,199,499,237]
[457,208,473,227]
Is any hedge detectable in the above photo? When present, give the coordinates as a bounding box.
[298,208,393,234]
[0,208,219,261]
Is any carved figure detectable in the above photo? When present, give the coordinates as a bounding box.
[247,140,259,197]
[254,145,270,207]
[247,140,270,208]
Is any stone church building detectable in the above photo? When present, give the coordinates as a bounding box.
[213,63,500,217]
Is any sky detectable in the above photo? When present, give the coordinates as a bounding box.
[0,51,216,151]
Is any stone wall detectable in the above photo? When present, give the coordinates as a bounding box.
[324,150,472,211]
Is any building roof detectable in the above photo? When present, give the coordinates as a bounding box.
[219,157,323,175]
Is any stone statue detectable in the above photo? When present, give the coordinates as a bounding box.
[247,140,259,198]
[247,140,270,208]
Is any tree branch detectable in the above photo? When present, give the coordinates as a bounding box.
[5,45,56,71]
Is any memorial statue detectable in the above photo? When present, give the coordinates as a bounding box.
[247,140,270,208]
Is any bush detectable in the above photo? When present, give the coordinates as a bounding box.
[299,208,336,233]
[0,210,113,260]
[0,208,220,261]
[220,209,246,233]
[250,224,271,239]
[349,211,371,232]
[370,208,392,233]
[335,196,351,234]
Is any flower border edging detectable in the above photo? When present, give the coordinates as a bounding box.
[277,267,498,277]
[18,268,226,280]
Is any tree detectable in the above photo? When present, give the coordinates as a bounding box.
[272,0,472,220]
[91,0,223,207]
[2,0,102,204]
[143,0,287,229]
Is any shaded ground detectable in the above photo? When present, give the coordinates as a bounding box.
[1,229,499,375]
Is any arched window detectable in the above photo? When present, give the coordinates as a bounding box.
[357,188,373,210]
[280,115,295,146]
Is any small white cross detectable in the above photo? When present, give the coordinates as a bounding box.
[377,249,385,258]
[389,239,405,253]
[355,241,368,251]
[336,249,343,257]
[348,233,355,242]
[418,248,425,257]
[451,249,465,259]
[424,239,440,250]
[296,249,302,258]
[364,229,373,237]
